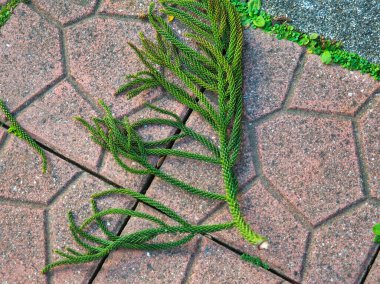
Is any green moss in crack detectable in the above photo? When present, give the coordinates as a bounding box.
[373,223,380,243]
[231,0,380,81]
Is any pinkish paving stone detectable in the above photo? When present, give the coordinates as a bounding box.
[32,0,97,25]
[0,4,63,111]
[188,238,284,284]
[290,55,379,116]
[0,205,46,283]
[243,29,303,120]
[0,127,5,143]
[0,0,7,5]
[17,80,102,171]
[99,0,159,16]
[94,203,197,284]
[358,96,380,199]
[48,173,136,283]
[257,114,363,225]
[205,180,308,281]
[66,17,161,118]
[99,97,187,188]
[366,255,380,284]
[304,202,380,283]
[0,136,80,204]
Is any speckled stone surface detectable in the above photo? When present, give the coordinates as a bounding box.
[65,17,161,118]
[262,0,380,64]
[17,80,102,171]
[0,205,46,283]
[290,55,379,115]
[0,4,63,111]
[243,29,303,120]
[257,114,363,225]
[32,0,97,25]
[0,136,80,204]
[303,202,380,283]
[99,0,159,16]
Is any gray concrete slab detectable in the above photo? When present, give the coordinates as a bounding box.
[262,0,380,64]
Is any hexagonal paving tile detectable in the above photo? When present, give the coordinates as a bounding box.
[32,0,97,25]
[188,238,285,284]
[66,17,161,118]
[243,29,303,120]
[290,55,379,116]
[0,135,80,204]
[99,0,159,16]
[257,114,363,225]
[205,180,309,281]
[0,4,63,111]
[94,203,197,283]
[358,96,380,199]
[304,202,380,283]
[17,80,102,171]
[0,204,46,283]
[48,173,136,283]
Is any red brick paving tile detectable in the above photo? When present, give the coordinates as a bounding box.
[290,55,379,116]
[257,114,363,225]
[32,0,97,25]
[188,238,285,284]
[94,203,197,284]
[0,205,46,283]
[66,17,161,118]
[0,4,63,111]
[358,96,380,199]
[17,80,102,171]
[0,136,80,204]
[243,29,303,120]
[99,0,159,16]
[99,97,187,187]
[205,180,308,281]
[304,202,380,283]
[366,255,380,284]
[48,173,136,283]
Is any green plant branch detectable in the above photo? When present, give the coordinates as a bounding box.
[43,0,268,273]
[0,100,47,173]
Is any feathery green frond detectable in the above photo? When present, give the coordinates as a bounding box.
[44,0,267,273]
[0,100,47,173]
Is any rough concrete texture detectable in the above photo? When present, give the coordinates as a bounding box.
[0,2,379,283]
[262,0,380,64]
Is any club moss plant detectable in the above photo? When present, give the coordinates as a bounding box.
[42,0,269,273]
[231,0,380,81]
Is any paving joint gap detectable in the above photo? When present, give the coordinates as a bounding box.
[97,12,148,23]
[299,231,313,282]
[354,86,380,118]
[26,2,64,29]
[359,245,380,284]
[64,14,96,29]
[0,196,47,209]
[93,0,103,14]
[314,197,367,229]
[284,108,353,121]
[180,238,203,284]
[208,235,300,284]
[352,121,370,197]
[46,172,84,207]
[44,209,52,284]
[282,49,307,109]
